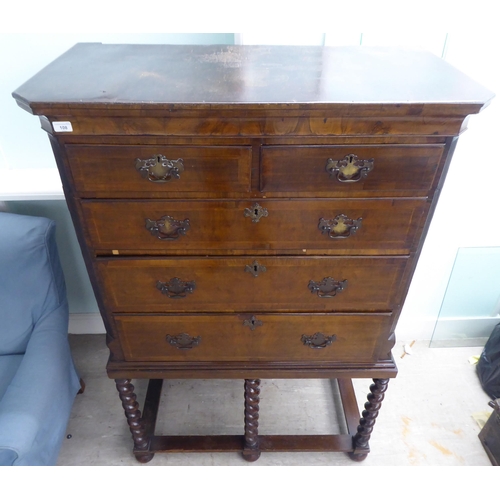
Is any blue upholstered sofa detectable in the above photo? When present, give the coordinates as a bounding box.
[0,212,81,465]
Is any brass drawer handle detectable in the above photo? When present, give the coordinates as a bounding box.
[243,315,263,331]
[308,277,347,298]
[319,214,362,239]
[145,215,190,240]
[244,202,268,223]
[166,333,200,350]
[135,154,184,183]
[156,277,196,299]
[325,154,374,183]
[301,332,337,349]
[245,260,266,277]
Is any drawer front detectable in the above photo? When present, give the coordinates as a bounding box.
[261,145,444,196]
[83,199,427,254]
[96,256,407,312]
[115,313,394,362]
[66,145,252,195]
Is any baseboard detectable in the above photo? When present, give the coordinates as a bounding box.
[396,314,499,345]
[69,313,105,334]
[430,316,499,344]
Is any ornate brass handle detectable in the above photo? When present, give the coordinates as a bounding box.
[165,333,200,350]
[308,277,347,298]
[145,215,190,240]
[244,202,268,223]
[135,154,184,183]
[245,260,266,277]
[156,277,196,299]
[318,214,362,239]
[301,332,337,349]
[325,154,374,183]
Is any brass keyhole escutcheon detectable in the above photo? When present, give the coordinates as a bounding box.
[243,315,263,331]
[245,260,266,277]
[244,203,268,223]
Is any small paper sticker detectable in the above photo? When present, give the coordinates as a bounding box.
[52,121,73,132]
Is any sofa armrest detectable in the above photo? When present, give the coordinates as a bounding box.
[0,448,18,466]
[0,301,81,465]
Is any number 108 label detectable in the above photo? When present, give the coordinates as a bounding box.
[52,121,73,132]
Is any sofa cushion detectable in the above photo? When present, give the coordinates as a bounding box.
[0,213,66,355]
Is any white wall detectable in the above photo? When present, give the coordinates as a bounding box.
[395,34,500,341]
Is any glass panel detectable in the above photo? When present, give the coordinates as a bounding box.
[430,247,500,347]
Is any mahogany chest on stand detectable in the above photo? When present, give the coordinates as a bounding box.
[13,43,493,462]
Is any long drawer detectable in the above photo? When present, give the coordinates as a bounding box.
[261,144,444,197]
[96,256,407,312]
[66,145,252,195]
[82,199,427,254]
[114,313,394,362]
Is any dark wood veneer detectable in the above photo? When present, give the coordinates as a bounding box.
[13,44,493,463]
[115,313,394,363]
[97,256,406,313]
[67,144,252,195]
[82,199,428,253]
[261,144,444,195]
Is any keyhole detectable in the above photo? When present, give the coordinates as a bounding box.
[244,315,263,330]
[254,265,258,273]
[254,208,259,215]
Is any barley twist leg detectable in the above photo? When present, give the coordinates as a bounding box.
[243,378,261,462]
[349,378,389,462]
[115,378,154,463]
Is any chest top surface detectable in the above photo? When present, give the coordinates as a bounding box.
[12,43,494,116]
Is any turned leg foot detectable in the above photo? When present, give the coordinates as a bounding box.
[135,453,155,464]
[77,378,86,395]
[115,378,154,463]
[348,378,389,462]
[349,451,368,462]
[243,379,261,462]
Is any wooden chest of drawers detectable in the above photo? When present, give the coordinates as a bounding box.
[13,44,493,463]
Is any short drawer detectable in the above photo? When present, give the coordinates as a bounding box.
[82,199,427,254]
[96,256,407,313]
[115,313,394,363]
[66,145,252,196]
[261,144,444,196]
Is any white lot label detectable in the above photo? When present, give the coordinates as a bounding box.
[52,121,73,132]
